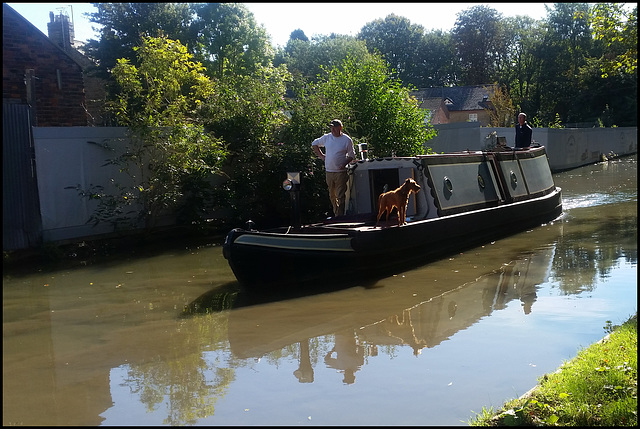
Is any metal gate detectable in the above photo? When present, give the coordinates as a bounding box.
[3,103,42,250]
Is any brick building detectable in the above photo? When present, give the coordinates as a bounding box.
[411,85,498,126]
[45,7,108,126]
[3,3,87,126]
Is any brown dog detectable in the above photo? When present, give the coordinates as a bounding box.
[376,178,421,226]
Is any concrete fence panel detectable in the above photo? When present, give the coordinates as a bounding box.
[33,127,138,242]
[428,124,637,172]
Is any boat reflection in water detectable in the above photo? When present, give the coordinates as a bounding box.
[186,244,555,385]
[357,251,547,360]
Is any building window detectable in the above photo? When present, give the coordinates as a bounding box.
[469,113,478,122]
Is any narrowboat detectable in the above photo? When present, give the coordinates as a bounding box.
[222,146,562,289]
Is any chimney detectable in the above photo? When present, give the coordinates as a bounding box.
[47,9,75,50]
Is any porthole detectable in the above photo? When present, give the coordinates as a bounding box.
[477,174,485,189]
[510,170,518,185]
[444,176,453,193]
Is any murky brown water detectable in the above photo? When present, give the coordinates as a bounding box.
[3,155,637,426]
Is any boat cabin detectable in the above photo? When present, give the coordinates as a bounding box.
[344,148,557,223]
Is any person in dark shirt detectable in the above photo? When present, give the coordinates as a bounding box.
[515,112,533,148]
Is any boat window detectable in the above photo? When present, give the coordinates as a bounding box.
[444,176,453,194]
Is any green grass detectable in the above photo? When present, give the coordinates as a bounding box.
[469,313,637,426]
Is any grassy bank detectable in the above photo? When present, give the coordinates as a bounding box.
[469,313,637,426]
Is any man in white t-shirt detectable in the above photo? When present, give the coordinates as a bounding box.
[312,119,355,217]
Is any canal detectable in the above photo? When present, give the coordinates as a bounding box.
[2,155,637,426]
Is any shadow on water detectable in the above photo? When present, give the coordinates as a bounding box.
[180,276,381,316]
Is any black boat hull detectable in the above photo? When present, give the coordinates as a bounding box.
[223,187,562,289]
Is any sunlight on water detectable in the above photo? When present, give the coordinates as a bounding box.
[562,191,637,210]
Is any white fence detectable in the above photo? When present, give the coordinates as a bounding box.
[34,127,148,242]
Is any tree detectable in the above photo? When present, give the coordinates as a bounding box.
[589,3,637,77]
[85,3,196,78]
[83,3,199,126]
[452,5,504,85]
[320,55,435,158]
[584,4,637,126]
[288,29,309,43]
[357,14,426,86]
[84,3,275,92]
[275,80,340,220]
[415,30,459,87]
[277,34,372,83]
[537,3,593,125]
[199,62,293,227]
[105,36,228,229]
[501,15,546,117]
[485,84,515,127]
[190,3,274,79]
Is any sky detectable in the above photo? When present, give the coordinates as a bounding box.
[8,2,554,47]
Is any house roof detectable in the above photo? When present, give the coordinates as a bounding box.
[417,97,444,112]
[411,85,496,112]
[3,3,85,69]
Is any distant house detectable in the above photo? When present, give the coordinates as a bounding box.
[411,85,497,126]
[3,3,87,126]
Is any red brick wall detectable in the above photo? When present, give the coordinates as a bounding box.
[3,4,87,126]
[431,104,450,125]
